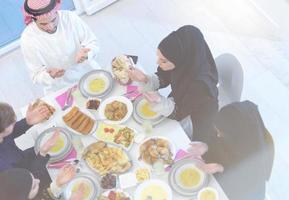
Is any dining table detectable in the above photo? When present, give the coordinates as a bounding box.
[18,69,229,200]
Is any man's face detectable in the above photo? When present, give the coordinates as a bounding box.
[35,11,59,34]
[0,122,15,143]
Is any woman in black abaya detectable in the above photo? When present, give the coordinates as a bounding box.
[128,25,218,140]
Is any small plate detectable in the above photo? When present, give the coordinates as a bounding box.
[133,96,165,126]
[168,158,209,197]
[79,70,114,98]
[134,179,172,200]
[63,173,100,200]
[34,127,72,163]
[98,96,133,124]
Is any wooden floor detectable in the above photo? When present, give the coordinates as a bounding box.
[1,0,289,199]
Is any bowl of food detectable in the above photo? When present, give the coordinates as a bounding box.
[63,173,100,200]
[99,189,132,200]
[197,187,219,200]
[133,96,165,126]
[111,55,133,85]
[134,179,172,200]
[138,136,175,167]
[100,174,117,190]
[168,158,209,196]
[98,96,133,124]
[134,167,151,183]
[34,127,72,163]
[79,70,114,98]
[175,163,206,190]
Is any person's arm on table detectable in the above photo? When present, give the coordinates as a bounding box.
[21,39,64,85]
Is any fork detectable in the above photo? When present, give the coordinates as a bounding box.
[62,88,73,111]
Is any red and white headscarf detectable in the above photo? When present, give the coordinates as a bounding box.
[23,0,61,25]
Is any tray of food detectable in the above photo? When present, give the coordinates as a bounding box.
[82,141,132,176]
[95,123,135,150]
[62,106,97,136]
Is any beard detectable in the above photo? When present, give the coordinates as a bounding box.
[46,26,58,34]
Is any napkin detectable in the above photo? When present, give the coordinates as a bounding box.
[47,148,77,169]
[126,85,142,100]
[55,85,77,109]
[165,149,189,172]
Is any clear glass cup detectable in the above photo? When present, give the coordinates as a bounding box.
[142,120,153,134]
[72,136,84,160]
[152,160,165,176]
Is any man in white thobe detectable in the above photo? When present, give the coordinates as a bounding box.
[21,0,100,93]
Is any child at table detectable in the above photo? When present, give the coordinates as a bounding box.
[128,25,219,141]
[0,165,84,200]
[0,102,59,190]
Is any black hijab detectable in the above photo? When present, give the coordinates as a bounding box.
[0,168,32,200]
[157,25,218,105]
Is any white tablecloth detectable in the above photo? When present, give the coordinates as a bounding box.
[18,80,229,200]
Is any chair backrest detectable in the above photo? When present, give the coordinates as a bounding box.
[215,53,244,107]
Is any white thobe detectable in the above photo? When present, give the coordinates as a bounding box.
[21,10,100,93]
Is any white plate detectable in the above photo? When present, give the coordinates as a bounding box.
[138,136,176,168]
[175,163,206,190]
[62,107,98,136]
[134,179,172,200]
[39,131,68,157]
[94,123,135,150]
[133,96,165,126]
[136,98,161,120]
[64,174,100,200]
[101,189,132,199]
[34,127,72,163]
[84,73,110,95]
[168,158,209,197]
[79,70,114,98]
[197,187,219,200]
[98,96,133,124]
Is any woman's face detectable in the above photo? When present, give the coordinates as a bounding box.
[28,174,40,199]
[157,49,175,71]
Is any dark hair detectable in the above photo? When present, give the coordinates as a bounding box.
[0,103,16,132]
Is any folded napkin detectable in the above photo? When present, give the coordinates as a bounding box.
[126,85,142,100]
[47,148,77,169]
[55,85,77,109]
